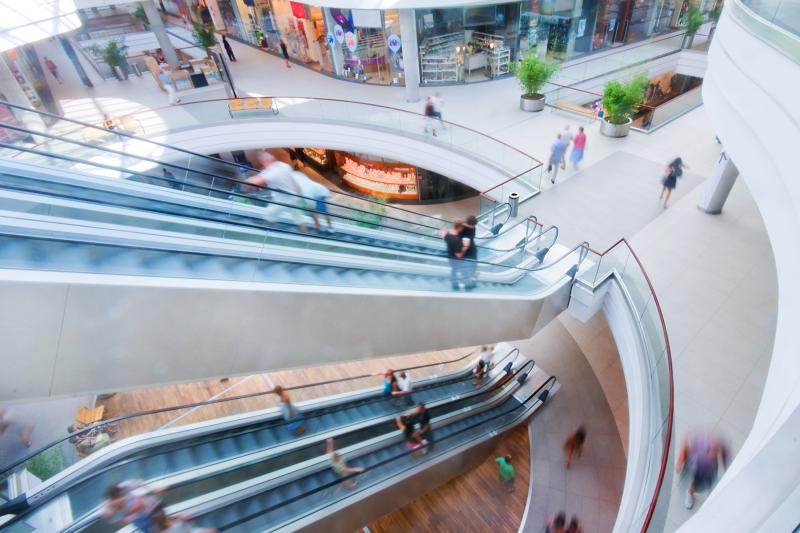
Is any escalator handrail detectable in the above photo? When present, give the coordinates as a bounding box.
[3,349,521,529]
[216,370,556,531]
[0,347,484,482]
[0,101,455,228]
[0,135,445,237]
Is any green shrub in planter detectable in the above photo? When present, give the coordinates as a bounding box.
[192,22,218,58]
[602,72,649,125]
[27,442,68,482]
[684,5,706,48]
[513,53,558,98]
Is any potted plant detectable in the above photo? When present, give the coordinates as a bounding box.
[683,4,706,49]
[192,22,218,59]
[600,72,649,137]
[513,53,557,112]
[99,40,129,80]
[132,3,149,30]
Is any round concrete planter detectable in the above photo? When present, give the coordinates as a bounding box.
[600,118,632,137]
[520,94,545,112]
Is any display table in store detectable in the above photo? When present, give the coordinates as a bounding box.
[339,155,418,200]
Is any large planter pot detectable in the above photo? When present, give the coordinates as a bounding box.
[600,118,632,138]
[520,93,545,112]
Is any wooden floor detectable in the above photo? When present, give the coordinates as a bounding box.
[367,423,531,533]
[98,346,479,440]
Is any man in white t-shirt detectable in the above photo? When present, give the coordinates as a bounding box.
[393,371,414,405]
[247,152,306,230]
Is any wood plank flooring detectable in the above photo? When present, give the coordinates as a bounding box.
[367,422,531,533]
[98,346,480,440]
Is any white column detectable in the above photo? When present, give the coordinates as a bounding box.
[0,59,47,132]
[399,9,420,103]
[143,0,180,64]
[698,150,739,214]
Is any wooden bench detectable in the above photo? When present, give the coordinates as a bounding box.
[75,405,105,425]
[228,97,278,118]
[553,101,597,118]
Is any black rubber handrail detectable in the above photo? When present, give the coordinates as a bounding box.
[0,101,455,227]
[216,368,554,531]
[0,347,484,481]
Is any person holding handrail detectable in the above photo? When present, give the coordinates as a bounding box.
[272,385,306,436]
[458,215,479,290]
[441,219,467,290]
[247,152,307,231]
[326,437,365,489]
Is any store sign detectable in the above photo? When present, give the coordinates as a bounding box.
[352,9,382,28]
[387,34,401,53]
[327,32,335,46]
[334,24,345,43]
[290,1,306,19]
[345,31,358,52]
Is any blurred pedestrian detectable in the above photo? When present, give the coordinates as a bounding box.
[570,126,587,169]
[326,437,365,489]
[248,152,306,230]
[221,35,236,62]
[423,96,439,137]
[101,480,163,532]
[660,157,687,208]
[677,431,729,509]
[459,215,478,290]
[563,426,586,468]
[560,125,573,169]
[159,67,181,105]
[566,516,583,533]
[396,403,432,451]
[161,168,182,190]
[43,57,62,84]
[545,511,567,533]
[0,408,34,447]
[279,40,291,68]
[474,345,494,386]
[441,219,467,290]
[548,133,569,184]
[496,454,515,492]
[272,385,305,436]
[431,92,446,129]
[374,369,398,397]
[291,171,332,232]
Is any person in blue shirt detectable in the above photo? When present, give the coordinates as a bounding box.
[548,133,569,184]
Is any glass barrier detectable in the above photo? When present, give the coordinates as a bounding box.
[579,239,673,533]
[739,0,800,36]
[0,347,490,493]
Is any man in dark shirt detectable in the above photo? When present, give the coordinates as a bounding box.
[441,220,465,290]
[459,215,478,290]
[396,403,433,450]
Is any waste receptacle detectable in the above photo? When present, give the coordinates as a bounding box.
[509,192,520,218]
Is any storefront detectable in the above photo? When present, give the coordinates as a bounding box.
[216,1,685,87]
[1,47,59,123]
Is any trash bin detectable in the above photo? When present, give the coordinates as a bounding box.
[509,192,520,218]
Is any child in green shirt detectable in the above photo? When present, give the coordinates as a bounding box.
[496,454,515,492]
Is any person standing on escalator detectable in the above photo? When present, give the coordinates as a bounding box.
[272,385,306,436]
[396,403,433,452]
[441,219,466,290]
[247,152,306,231]
[459,215,478,290]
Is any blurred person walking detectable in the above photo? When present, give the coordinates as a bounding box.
[423,96,439,137]
[326,437,365,488]
[563,426,586,468]
[101,480,164,532]
[560,125,573,169]
[570,126,587,169]
[247,152,306,230]
[495,454,515,492]
[474,345,494,386]
[0,408,34,447]
[272,385,306,436]
[660,157,688,208]
[221,35,236,62]
[548,134,569,184]
[43,57,62,84]
[545,511,567,533]
[159,68,181,105]
[279,40,291,68]
[291,171,333,231]
[431,92,446,129]
[677,431,729,509]
[396,403,433,451]
[566,516,583,533]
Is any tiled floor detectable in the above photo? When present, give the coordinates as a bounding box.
[514,319,626,533]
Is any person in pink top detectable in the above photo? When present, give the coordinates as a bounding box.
[569,126,587,169]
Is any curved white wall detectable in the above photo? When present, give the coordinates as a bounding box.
[686,4,800,529]
[153,121,523,201]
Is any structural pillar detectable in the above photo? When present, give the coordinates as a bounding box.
[399,9,420,103]
[143,0,180,65]
[58,36,93,88]
[698,150,739,214]
[0,59,47,133]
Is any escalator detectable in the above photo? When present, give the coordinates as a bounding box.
[0,348,533,532]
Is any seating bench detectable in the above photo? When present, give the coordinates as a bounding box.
[228,97,278,117]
